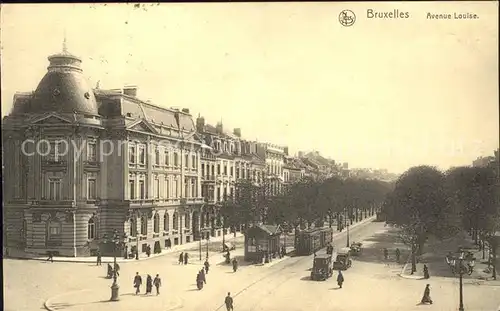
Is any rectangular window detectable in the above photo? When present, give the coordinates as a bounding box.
[174,153,179,166]
[165,178,170,198]
[155,149,160,165]
[212,165,215,176]
[165,151,170,166]
[129,146,136,163]
[87,142,97,162]
[224,164,227,175]
[236,168,240,179]
[139,147,145,164]
[192,155,196,169]
[185,154,189,168]
[201,163,205,177]
[48,178,62,200]
[49,225,61,235]
[217,188,221,202]
[155,178,160,199]
[185,178,189,197]
[191,179,196,197]
[177,179,181,198]
[129,180,136,199]
[87,179,97,200]
[230,166,234,177]
[139,180,145,199]
[217,164,221,175]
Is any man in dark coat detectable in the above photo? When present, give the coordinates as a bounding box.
[133,272,142,295]
[96,250,102,266]
[395,248,401,263]
[225,292,234,311]
[153,274,162,295]
[423,264,430,279]
[184,252,189,265]
[421,284,433,304]
[178,252,184,264]
[199,269,206,283]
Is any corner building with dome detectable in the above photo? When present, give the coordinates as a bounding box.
[2,45,212,257]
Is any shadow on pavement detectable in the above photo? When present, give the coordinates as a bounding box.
[330,287,341,290]
[300,276,313,281]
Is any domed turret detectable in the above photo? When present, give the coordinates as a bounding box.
[29,40,98,115]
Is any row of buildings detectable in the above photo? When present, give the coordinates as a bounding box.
[1,45,349,257]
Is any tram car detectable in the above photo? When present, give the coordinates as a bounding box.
[295,227,334,256]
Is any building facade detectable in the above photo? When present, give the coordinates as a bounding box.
[2,47,204,257]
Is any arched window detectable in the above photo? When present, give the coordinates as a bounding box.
[164,212,169,231]
[87,217,96,240]
[172,212,178,230]
[129,218,137,237]
[185,213,191,228]
[153,213,160,233]
[140,216,148,235]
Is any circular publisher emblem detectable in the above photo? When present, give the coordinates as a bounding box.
[339,10,356,27]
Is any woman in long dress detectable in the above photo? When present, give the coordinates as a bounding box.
[146,275,153,294]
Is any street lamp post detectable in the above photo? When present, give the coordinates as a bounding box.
[447,250,475,311]
[107,229,127,301]
[199,232,202,261]
[345,207,350,248]
[206,236,210,259]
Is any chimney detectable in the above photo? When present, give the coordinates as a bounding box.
[181,108,190,114]
[216,122,223,134]
[233,128,241,138]
[196,116,205,133]
[123,85,138,97]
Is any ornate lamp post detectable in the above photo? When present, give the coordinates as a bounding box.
[345,207,350,248]
[103,229,127,301]
[206,235,210,259]
[447,250,475,311]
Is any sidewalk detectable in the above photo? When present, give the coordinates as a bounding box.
[44,288,183,311]
[6,232,243,264]
[399,231,500,286]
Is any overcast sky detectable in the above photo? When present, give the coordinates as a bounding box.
[1,2,498,173]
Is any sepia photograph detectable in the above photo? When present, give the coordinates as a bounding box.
[1,2,499,311]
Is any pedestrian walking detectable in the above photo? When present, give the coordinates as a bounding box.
[383,248,389,260]
[204,258,210,274]
[423,264,430,279]
[232,258,238,272]
[153,274,162,295]
[133,272,142,295]
[337,270,344,288]
[395,248,401,263]
[420,284,433,304]
[96,250,102,266]
[178,252,184,264]
[146,245,151,257]
[46,251,54,263]
[224,292,234,311]
[145,274,153,294]
[114,262,120,276]
[184,252,189,265]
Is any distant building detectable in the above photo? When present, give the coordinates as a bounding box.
[472,156,496,168]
